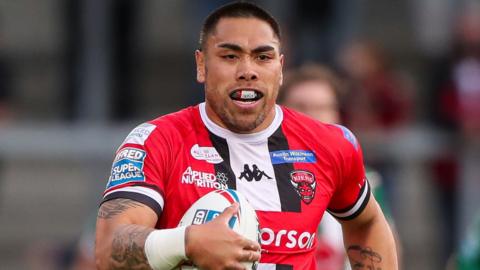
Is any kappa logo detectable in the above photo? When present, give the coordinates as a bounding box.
[239,164,272,182]
[181,166,228,190]
[190,144,223,164]
[290,170,316,204]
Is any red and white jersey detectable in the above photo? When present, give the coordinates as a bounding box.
[102,103,370,270]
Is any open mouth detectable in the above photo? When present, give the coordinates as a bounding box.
[229,89,264,103]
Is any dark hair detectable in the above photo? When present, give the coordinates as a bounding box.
[278,64,345,104]
[199,1,281,50]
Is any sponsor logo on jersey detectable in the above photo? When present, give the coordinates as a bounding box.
[181,166,228,190]
[191,209,237,228]
[334,124,359,150]
[260,227,316,249]
[238,164,273,182]
[290,170,316,204]
[190,144,223,164]
[122,123,156,146]
[270,150,316,164]
[215,172,229,185]
[107,148,146,189]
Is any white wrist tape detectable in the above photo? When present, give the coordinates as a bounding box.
[144,226,187,270]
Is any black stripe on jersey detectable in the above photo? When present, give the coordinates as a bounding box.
[208,131,237,189]
[101,191,163,217]
[276,264,293,270]
[327,180,371,220]
[268,126,301,212]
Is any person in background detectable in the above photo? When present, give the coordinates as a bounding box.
[279,64,397,270]
[337,40,413,132]
[428,5,480,263]
[429,6,480,139]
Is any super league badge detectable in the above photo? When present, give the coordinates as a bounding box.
[290,170,316,204]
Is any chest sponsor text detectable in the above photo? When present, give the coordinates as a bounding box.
[181,166,228,190]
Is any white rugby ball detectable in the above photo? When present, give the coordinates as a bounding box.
[177,189,259,270]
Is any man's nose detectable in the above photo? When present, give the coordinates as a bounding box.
[236,59,258,81]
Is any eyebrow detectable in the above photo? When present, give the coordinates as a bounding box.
[217,43,276,54]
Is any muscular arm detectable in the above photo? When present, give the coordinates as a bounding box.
[339,196,398,270]
[95,198,158,270]
[96,199,261,270]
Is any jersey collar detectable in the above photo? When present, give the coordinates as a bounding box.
[199,102,283,143]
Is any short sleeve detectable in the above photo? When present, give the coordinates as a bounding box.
[327,125,370,220]
[101,122,166,217]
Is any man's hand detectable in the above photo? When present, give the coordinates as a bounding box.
[185,203,261,270]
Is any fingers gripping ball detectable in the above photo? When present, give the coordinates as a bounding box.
[178,189,260,270]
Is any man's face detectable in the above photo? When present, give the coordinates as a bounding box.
[284,81,340,124]
[196,17,284,133]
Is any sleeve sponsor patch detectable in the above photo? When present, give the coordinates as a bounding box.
[106,148,147,189]
[122,123,156,146]
[334,124,359,150]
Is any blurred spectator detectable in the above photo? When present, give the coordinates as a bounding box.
[338,40,413,131]
[427,4,480,262]
[279,64,397,270]
[428,6,480,140]
[279,64,345,124]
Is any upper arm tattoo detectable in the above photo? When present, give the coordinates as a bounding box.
[98,198,145,219]
[347,245,383,270]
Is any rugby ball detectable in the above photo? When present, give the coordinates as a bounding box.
[177,189,259,270]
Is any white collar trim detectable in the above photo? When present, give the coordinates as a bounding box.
[199,102,283,143]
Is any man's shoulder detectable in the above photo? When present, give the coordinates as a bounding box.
[122,105,201,146]
[280,106,359,151]
[143,105,203,136]
[280,106,335,135]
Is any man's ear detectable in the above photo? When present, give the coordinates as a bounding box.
[279,54,284,86]
[195,50,206,83]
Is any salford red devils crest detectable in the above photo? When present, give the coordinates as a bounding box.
[290,170,316,204]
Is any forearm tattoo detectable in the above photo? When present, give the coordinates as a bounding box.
[109,224,153,270]
[97,199,154,269]
[347,245,383,270]
[98,198,144,219]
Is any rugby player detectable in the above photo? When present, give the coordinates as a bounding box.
[95,2,398,269]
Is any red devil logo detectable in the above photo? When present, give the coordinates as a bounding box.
[290,170,316,204]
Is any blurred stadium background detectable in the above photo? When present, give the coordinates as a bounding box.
[0,0,479,269]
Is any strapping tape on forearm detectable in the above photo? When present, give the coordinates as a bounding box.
[144,226,187,270]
